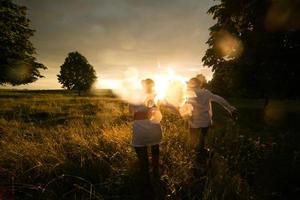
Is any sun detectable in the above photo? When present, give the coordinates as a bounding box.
[153,75,169,100]
[152,69,188,107]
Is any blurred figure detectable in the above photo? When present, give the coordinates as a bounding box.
[184,75,238,154]
[129,78,162,185]
[196,74,207,89]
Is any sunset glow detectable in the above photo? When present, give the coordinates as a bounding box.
[97,79,121,89]
[98,66,192,114]
[0,0,215,90]
[153,68,188,107]
[1,0,297,199]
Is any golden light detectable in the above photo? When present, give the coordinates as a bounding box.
[265,0,300,31]
[264,102,286,124]
[97,79,121,89]
[100,67,196,118]
[215,30,243,60]
[152,67,188,107]
[153,75,169,100]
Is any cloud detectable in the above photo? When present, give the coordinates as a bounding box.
[7,0,215,89]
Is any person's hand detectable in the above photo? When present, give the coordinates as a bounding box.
[230,109,239,121]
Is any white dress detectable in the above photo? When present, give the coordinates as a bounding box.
[129,104,162,147]
[187,88,236,128]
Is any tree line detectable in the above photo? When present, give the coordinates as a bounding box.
[1,0,299,98]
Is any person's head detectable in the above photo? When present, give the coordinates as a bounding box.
[196,74,207,89]
[187,77,201,90]
[141,78,155,94]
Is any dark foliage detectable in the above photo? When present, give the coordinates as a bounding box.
[57,52,97,95]
[203,0,300,98]
[0,0,46,85]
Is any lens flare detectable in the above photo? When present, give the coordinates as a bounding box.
[265,0,300,31]
[101,67,197,118]
[7,62,31,83]
[215,30,243,60]
[153,67,188,107]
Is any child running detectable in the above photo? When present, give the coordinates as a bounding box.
[184,75,238,153]
[129,78,162,184]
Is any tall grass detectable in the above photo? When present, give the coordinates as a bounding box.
[0,91,299,199]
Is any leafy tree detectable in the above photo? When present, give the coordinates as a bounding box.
[58,52,97,95]
[0,0,46,85]
[203,0,300,98]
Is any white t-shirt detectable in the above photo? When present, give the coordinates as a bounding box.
[187,88,236,128]
[129,104,162,147]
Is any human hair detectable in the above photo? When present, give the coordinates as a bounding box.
[196,74,207,88]
[187,77,201,89]
[141,78,155,94]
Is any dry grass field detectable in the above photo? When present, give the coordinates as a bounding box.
[0,90,299,199]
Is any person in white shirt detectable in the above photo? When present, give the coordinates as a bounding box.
[129,79,162,183]
[185,76,238,153]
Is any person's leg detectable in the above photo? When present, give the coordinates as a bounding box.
[199,127,209,152]
[189,128,201,149]
[134,146,150,182]
[151,145,160,177]
[135,146,154,199]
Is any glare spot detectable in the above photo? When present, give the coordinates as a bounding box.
[265,0,300,31]
[7,62,31,83]
[264,102,286,124]
[215,30,243,60]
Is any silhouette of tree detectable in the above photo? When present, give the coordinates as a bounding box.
[203,0,300,98]
[0,0,46,85]
[58,52,97,95]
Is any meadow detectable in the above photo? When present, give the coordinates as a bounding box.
[0,90,299,200]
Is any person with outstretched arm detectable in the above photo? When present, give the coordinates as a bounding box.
[183,76,238,154]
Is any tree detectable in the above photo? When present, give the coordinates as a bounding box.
[57,52,97,95]
[203,0,300,98]
[0,0,46,85]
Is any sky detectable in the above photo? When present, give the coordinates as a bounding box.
[4,0,216,89]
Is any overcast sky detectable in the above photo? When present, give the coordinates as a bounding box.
[5,0,216,89]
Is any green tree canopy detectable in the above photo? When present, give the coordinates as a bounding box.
[0,0,46,85]
[58,52,97,95]
[203,0,300,98]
